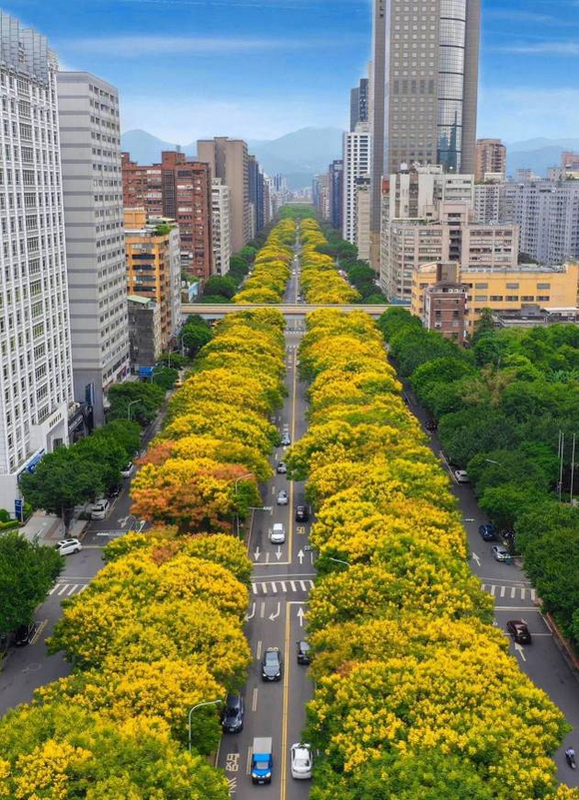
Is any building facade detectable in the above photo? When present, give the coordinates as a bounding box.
[475,138,507,181]
[350,77,369,131]
[127,294,162,370]
[371,0,481,249]
[0,12,75,509]
[421,263,467,343]
[384,163,474,220]
[197,137,250,254]
[211,179,231,275]
[343,125,372,244]
[328,159,344,231]
[57,71,129,428]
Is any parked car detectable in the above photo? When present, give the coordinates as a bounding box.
[56,538,82,556]
[262,647,282,681]
[270,523,286,544]
[478,524,497,541]
[277,490,289,506]
[277,462,287,474]
[296,640,311,665]
[425,419,437,431]
[13,622,36,647]
[492,544,511,562]
[281,433,291,447]
[506,620,532,645]
[454,469,469,484]
[108,483,122,499]
[221,693,245,733]
[290,743,313,780]
[90,499,110,520]
[120,462,134,478]
[295,505,309,522]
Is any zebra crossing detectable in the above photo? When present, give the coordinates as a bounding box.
[49,582,89,598]
[251,579,314,595]
[482,583,536,602]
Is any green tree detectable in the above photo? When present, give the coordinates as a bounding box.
[20,447,102,533]
[180,318,213,357]
[0,531,63,634]
[93,419,141,459]
[478,482,538,531]
[107,382,165,426]
[152,366,179,391]
[202,275,238,300]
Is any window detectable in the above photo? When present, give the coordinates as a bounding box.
[536,296,551,302]
[474,295,488,302]
[505,296,519,302]
[506,283,519,289]
[537,283,551,290]
[489,296,504,301]
[521,296,535,302]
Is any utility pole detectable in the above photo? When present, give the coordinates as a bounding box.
[571,434,577,504]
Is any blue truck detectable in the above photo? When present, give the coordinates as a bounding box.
[251,737,273,785]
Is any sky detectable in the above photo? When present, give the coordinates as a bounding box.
[3,0,579,145]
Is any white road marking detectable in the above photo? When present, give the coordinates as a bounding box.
[246,747,253,776]
[256,640,262,660]
[252,687,259,712]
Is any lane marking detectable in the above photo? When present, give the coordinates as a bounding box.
[280,603,291,800]
[256,640,262,660]
[30,619,47,645]
[252,687,259,713]
[246,746,252,776]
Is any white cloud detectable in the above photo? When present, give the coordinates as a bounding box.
[493,41,579,56]
[478,88,579,141]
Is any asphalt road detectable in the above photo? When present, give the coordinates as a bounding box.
[405,390,579,786]
[217,244,314,799]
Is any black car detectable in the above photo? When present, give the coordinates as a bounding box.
[221,693,245,733]
[506,620,532,645]
[295,505,309,523]
[14,622,35,647]
[262,647,282,681]
[425,419,437,432]
[478,524,497,542]
[296,640,311,665]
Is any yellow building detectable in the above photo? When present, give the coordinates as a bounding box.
[124,209,181,350]
[411,261,579,332]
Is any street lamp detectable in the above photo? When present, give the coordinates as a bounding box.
[328,557,350,568]
[485,459,502,466]
[127,400,141,421]
[188,700,223,753]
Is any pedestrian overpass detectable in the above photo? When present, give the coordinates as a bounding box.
[181,303,392,319]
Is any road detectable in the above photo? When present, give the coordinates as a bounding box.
[217,240,314,799]
[405,391,579,786]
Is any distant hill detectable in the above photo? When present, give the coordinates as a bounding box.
[120,126,344,189]
[506,137,579,178]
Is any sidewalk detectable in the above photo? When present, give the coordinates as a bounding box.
[19,511,88,546]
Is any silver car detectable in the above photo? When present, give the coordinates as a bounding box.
[290,743,312,780]
[277,490,289,506]
[492,545,510,562]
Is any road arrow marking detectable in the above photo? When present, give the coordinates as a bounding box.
[297,606,305,627]
[472,552,481,567]
[245,603,256,621]
[253,548,261,561]
[514,642,527,662]
[269,602,281,621]
[276,547,282,560]
[297,549,304,565]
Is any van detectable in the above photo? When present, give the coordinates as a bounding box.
[251,737,273,784]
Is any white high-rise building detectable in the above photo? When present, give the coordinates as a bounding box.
[0,12,74,508]
[57,72,129,426]
[343,124,372,245]
[211,179,231,276]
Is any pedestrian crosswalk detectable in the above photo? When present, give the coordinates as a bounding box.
[251,579,314,595]
[49,582,89,598]
[482,583,536,602]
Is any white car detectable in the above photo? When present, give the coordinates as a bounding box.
[270,523,286,544]
[454,469,469,484]
[277,490,289,506]
[90,499,110,520]
[281,433,291,447]
[56,538,82,556]
[290,743,312,780]
[276,462,287,475]
[120,462,134,478]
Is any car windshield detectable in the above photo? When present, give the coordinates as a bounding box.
[265,652,278,664]
[254,760,270,770]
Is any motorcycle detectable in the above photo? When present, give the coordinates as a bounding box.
[565,750,576,769]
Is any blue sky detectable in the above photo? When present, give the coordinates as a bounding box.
[3,0,579,144]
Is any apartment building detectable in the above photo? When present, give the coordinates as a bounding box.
[343,124,371,245]
[328,159,344,231]
[411,261,579,333]
[384,164,474,220]
[197,137,250,253]
[356,178,372,261]
[0,12,74,508]
[211,179,231,275]
[421,263,468,343]
[475,138,507,181]
[127,295,162,370]
[57,71,129,428]
[124,209,181,349]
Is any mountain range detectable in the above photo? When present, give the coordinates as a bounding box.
[120,128,579,188]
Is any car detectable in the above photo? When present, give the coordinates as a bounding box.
[277,490,289,506]
[290,743,312,780]
[270,523,286,544]
[296,640,311,665]
[425,419,437,431]
[454,469,469,483]
[89,498,110,520]
[56,538,83,556]
[120,462,134,478]
[281,433,291,447]
[295,505,309,523]
[108,483,122,499]
[506,620,532,645]
[492,544,511,562]
[262,647,282,681]
[277,462,287,474]
[13,622,36,647]
[478,524,497,542]
[221,693,245,733]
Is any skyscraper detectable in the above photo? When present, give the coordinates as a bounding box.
[328,160,344,231]
[343,125,371,246]
[475,138,507,181]
[370,0,481,251]
[197,137,250,253]
[0,12,74,508]
[350,77,369,132]
[57,72,130,426]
